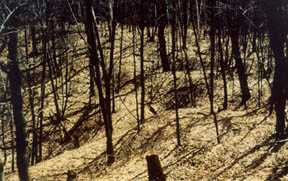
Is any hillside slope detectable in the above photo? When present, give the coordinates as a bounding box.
[5,29,288,181]
[6,69,287,181]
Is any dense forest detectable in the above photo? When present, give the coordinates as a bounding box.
[1,0,288,180]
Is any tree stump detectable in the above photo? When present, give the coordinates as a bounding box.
[66,170,77,181]
[146,155,166,181]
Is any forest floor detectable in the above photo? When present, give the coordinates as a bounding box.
[5,28,288,181]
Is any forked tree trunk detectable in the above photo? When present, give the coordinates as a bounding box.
[229,8,251,106]
[84,0,115,164]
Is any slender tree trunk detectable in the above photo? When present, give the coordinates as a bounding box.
[218,28,228,110]
[132,27,140,131]
[182,0,188,50]
[192,1,220,144]
[140,0,146,124]
[117,25,124,93]
[30,25,38,55]
[108,0,117,114]
[230,17,251,106]
[37,29,48,162]
[10,113,15,171]
[84,0,115,164]
[25,27,37,165]
[157,0,170,72]
[1,120,7,165]
[171,8,181,146]
[208,0,220,143]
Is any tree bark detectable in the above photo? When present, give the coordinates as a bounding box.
[84,0,115,164]
[229,8,251,106]
[7,31,29,181]
[0,160,3,181]
[218,28,228,110]
[140,0,146,124]
[146,155,166,181]
[264,2,288,139]
[157,0,170,72]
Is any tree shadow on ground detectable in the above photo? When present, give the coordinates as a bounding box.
[75,114,171,178]
[130,144,210,180]
[239,114,270,143]
[211,134,279,179]
[130,111,221,180]
[56,105,273,180]
[265,160,288,180]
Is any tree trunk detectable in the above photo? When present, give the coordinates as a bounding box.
[0,161,3,181]
[170,0,181,146]
[264,2,288,139]
[25,27,37,165]
[146,155,166,181]
[140,0,146,124]
[7,31,29,181]
[84,0,115,164]
[157,0,170,72]
[230,18,251,106]
[182,0,188,50]
[30,25,38,55]
[132,27,140,131]
[66,170,77,181]
[218,28,228,110]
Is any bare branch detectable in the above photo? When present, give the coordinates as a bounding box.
[0,3,26,34]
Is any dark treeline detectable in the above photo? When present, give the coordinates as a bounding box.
[0,0,288,180]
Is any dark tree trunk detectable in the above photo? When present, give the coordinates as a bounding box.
[84,0,115,164]
[10,115,15,171]
[30,25,38,55]
[218,28,228,110]
[117,24,124,93]
[1,120,7,165]
[108,1,117,114]
[132,27,140,131]
[170,0,181,146]
[229,17,251,106]
[25,27,37,166]
[7,31,29,181]
[208,0,220,143]
[66,170,77,181]
[37,29,48,162]
[140,0,146,124]
[0,161,3,181]
[182,0,188,50]
[157,0,170,72]
[264,2,288,139]
[146,155,166,181]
